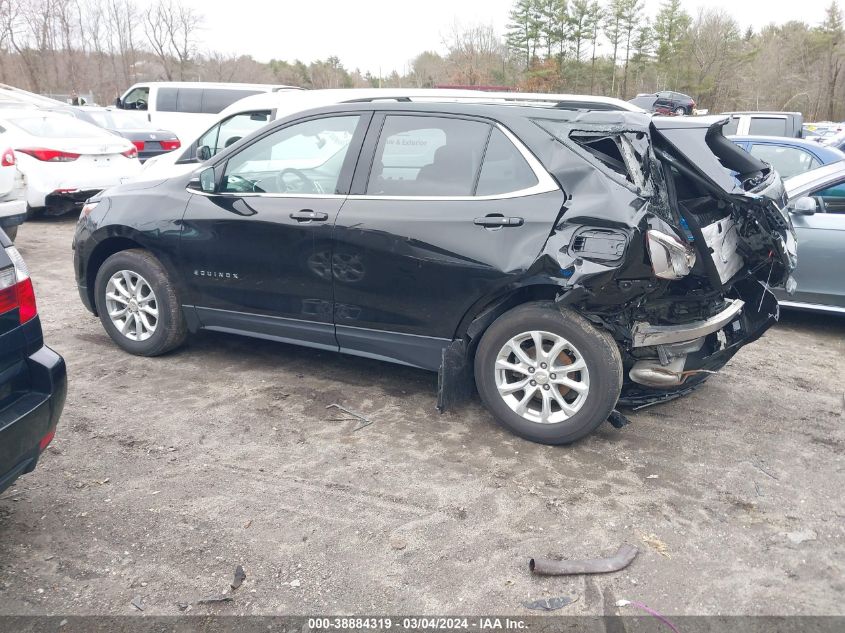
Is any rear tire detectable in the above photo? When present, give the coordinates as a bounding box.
[94,249,186,356]
[674,106,687,115]
[474,302,622,445]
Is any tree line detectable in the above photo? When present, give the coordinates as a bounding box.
[0,0,842,121]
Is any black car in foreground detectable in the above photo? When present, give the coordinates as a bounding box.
[0,230,66,493]
[73,101,796,444]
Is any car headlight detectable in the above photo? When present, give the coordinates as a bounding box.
[646,230,696,279]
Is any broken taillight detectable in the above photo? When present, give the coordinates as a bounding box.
[0,245,37,324]
[646,230,696,279]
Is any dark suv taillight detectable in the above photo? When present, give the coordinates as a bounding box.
[0,246,37,324]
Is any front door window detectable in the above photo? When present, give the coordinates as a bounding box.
[222,116,360,195]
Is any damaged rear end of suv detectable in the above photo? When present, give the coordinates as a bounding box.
[518,112,797,417]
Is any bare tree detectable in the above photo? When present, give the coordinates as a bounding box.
[144,0,201,80]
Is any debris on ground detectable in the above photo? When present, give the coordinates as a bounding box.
[231,565,247,590]
[326,403,373,431]
[243,519,252,529]
[130,595,144,611]
[607,409,630,429]
[616,600,680,633]
[785,529,817,545]
[289,579,301,588]
[389,537,408,550]
[530,544,638,575]
[176,602,189,611]
[196,595,234,605]
[522,595,578,611]
[641,534,671,558]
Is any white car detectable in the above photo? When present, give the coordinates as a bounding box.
[138,89,644,181]
[114,82,302,143]
[0,109,141,216]
[0,147,26,241]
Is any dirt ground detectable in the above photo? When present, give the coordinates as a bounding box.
[0,216,843,617]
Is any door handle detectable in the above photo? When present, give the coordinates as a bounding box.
[473,215,524,228]
[290,209,329,222]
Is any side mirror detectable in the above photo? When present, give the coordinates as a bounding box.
[188,167,217,194]
[197,145,212,162]
[789,196,817,215]
[114,97,122,108]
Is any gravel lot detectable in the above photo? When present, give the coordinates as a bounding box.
[0,216,843,617]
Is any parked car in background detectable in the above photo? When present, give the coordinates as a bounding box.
[43,106,180,163]
[720,112,804,138]
[113,82,303,143]
[0,109,141,216]
[777,162,845,314]
[0,147,26,241]
[820,129,845,152]
[0,231,67,493]
[730,135,845,179]
[629,91,696,115]
[74,102,795,445]
[138,88,645,180]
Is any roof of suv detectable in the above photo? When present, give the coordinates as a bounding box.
[264,99,654,127]
[218,88,646,121]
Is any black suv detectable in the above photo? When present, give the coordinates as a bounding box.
[1,230,67,493]
[73,103,796,444]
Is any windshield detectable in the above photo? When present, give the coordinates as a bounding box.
[8,115,110,138]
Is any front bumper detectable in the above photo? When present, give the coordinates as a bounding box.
[0,346,67,494]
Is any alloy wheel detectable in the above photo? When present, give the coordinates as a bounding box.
[104,270,158,341]
[494,330,590,424]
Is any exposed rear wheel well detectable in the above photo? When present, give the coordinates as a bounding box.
[459,284,563,355]
[85,237,144,314]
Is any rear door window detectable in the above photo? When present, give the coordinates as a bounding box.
[476,128,538,196]
[176,88,203,114]
[366,115,489,196]
[748,144,820,179]
[748,117,787,136]
[156,88,177,112]
[201,89,262,114]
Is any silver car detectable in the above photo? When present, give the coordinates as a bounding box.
[778,162,845,313]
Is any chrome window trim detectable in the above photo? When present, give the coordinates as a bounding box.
[352,123,558,201]
[189,189,347,200]
[188,123,560,202]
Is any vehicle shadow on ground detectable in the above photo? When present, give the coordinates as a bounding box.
[776,308,845,335]
[188,329,440,400]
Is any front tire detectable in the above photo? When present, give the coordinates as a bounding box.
[674,107,687,115]
[94,249,186,356]
[474,302,622,445]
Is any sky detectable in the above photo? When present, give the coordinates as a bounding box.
[188,0,834,75]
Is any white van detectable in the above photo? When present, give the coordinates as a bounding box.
[137,88,643,180]
[114,82,302,143]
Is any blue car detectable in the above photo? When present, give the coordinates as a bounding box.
[730,135,845,179]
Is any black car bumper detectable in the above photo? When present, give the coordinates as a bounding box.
[0,346,67,494]
[619,278,778,406]
[44,190,101,216]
